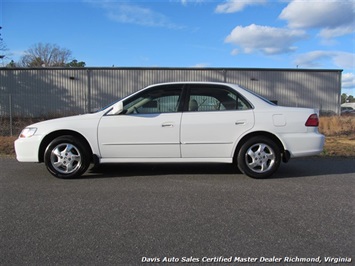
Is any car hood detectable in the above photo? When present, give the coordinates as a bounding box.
[26,112,103,135]
[30,113,98,126]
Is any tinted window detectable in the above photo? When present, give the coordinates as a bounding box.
[188,85,252,112]
[123,85,183,114]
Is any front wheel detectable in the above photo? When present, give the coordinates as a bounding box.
[237,136,281,179]
[44,135,91,179]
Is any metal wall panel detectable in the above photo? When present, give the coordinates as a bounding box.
[0,68,89,117]
[225,69,341,113]
[0,67,341,118]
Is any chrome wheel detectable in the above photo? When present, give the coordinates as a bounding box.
[245,143,276,173]
[45,135,91,179]
[50,143,82,174]
[237,136,281,178]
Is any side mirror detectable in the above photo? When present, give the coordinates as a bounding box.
[108,101,123,115]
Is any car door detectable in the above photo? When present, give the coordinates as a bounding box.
[98,84,184,158]
[180,84,254,158]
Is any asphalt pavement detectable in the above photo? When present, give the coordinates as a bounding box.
[1,157,354,265]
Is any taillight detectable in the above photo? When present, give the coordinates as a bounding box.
[305,114,319,127]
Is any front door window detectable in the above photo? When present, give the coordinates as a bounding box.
[123,85,183,114]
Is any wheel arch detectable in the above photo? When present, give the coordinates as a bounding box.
[233,131,289,162]
[38,130,93,163]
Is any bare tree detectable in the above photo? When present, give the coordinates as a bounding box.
[20,43,72,67]
[0,26,9,65]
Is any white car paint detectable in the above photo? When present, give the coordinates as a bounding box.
[98,113,182,158]
[180,110,254,158]
[15,82,325,178]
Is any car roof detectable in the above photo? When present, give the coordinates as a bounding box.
[146,81,239,87]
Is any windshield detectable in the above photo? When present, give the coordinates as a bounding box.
[92,99,121,113]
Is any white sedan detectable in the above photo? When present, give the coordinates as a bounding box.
[15,82,325,179]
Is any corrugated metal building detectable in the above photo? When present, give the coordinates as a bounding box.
[0,67,342,118]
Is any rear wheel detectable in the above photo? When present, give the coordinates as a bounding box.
[44,135,90,179]
[237,136,281,179]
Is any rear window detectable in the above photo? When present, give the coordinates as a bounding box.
[241,87,277,106]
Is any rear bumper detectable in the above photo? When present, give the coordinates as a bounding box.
[280,132,325,158]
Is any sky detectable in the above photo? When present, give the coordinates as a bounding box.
[1,0,355,95]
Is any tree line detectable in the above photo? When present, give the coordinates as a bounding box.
[6,43,86,68]
[341,93,355,103]
[1,27,85,68]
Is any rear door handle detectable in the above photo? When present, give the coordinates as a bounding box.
[162,123,174,128]
[235,120,246,125]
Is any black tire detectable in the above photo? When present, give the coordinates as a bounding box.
[237,136,281,179]
[44,135,91,179]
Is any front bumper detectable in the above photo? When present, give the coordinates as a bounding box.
[14,135,42,162]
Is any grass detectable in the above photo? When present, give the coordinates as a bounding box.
[1,116,354,158]
[319,116,355,157]
[0,136,17,157]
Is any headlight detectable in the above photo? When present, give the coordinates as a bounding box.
[19,127,37,138]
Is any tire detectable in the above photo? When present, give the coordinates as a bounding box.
[44,135,91,179]
[237,136,281,179]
